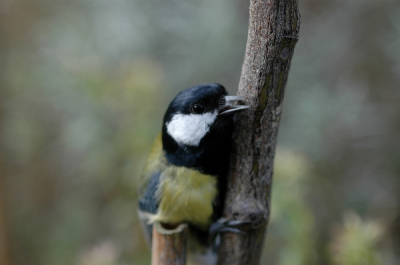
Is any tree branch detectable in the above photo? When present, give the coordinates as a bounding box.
[151,222,188,265]
[217,0,300,264]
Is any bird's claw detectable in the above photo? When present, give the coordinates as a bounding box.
[210,217,252,236]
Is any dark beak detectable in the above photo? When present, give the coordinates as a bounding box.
[218,95,249,116]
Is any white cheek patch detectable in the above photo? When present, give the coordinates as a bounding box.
[166,111,217,146]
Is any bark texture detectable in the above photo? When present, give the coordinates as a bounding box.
[217,0,300,264]
[151,222,188,265]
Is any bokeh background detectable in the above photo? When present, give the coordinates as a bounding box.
[1,0,399,264]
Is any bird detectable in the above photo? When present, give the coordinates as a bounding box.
[138,83,249,264]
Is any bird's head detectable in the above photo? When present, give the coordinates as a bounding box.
[162,83,248,149]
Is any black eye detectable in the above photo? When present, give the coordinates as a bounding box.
[191,104,205,114]
[218,97,226,105]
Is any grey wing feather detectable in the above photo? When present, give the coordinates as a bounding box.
[138,210,154,247]
[138,171,161,246]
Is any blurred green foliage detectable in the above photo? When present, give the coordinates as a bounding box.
[0,0,399,264]
[330,212,383,265]
[266,150,317,265]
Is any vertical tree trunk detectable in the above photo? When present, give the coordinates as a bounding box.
[217,0,300,264]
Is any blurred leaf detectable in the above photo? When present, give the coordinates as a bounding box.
[329,212,384,265]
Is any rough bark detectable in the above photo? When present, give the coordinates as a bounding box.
[151,222,188,265]
[217,0,300,264]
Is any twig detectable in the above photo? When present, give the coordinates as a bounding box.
[151,222,188,265]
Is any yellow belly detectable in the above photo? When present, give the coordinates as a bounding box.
[149,166,217,230]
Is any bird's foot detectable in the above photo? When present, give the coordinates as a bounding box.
[209,217,252,236]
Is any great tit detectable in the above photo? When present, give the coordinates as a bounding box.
[138,83,248,264]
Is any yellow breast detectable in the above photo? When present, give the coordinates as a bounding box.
[149,166,218,230]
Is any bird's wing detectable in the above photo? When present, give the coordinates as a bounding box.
[138,134,165,245]
[138,170,161,246]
